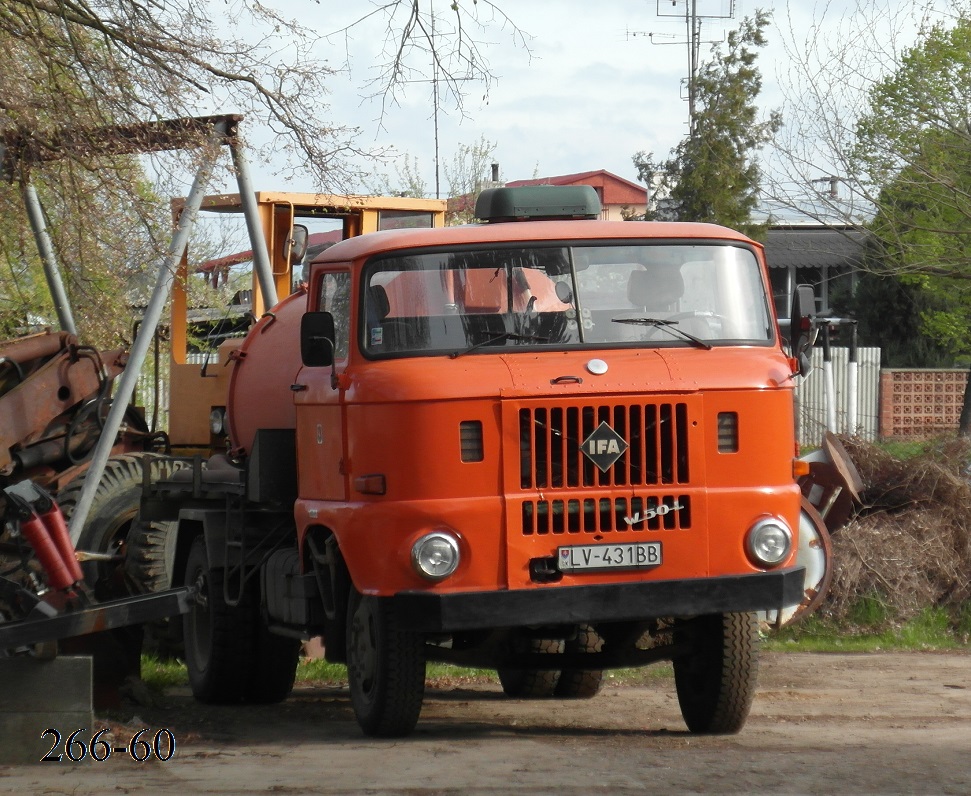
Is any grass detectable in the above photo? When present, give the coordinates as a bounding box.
[764,605,971,653]
[139,605,970,694]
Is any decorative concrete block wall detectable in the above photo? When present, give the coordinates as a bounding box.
[879,368,969,438]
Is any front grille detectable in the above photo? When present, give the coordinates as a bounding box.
[519,402,690,489]
[521,495,691,535]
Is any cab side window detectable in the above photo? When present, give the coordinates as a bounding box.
[317,272,350,359]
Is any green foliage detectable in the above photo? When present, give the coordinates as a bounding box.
[632,10,780,238]
[854,15,971,367]
[847,593,893,628]
[445,136,499,225]
[840,271,956,367]
[140,654,189,693]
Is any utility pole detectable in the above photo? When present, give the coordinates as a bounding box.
[628,1,736,139]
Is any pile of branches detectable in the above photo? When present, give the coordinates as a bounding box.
[821,436,971,626]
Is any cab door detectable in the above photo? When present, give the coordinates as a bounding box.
[294,270,350,501]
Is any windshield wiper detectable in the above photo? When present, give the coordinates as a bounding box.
[449,331,549,359]
[611,317,713,350]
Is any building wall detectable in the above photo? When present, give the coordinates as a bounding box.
[879,368,969,438]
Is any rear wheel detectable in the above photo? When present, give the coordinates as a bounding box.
[58,454,176,684]
[554,625,604,699]
[346,589,426,737]
[182,536,299,704]
[673,612,759,734]
[246,623,301,704]
[497,637,564,698]
[183,537,252,703]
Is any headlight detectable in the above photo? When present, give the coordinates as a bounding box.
[209,407,226,436]
[411,531,460,580]
[745,517,792,567]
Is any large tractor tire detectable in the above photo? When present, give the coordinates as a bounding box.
[58,453,178,600]
[58,453,179,692]
[673,612,759,734]
[346,589,426,737]
[125,517,185,659]
[497,637,564,698]
[182,536,299,705]
[554,624,604,699]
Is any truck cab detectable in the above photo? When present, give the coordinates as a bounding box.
[289,185,805,734]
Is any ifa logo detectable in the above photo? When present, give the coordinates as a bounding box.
[580,421,629,472]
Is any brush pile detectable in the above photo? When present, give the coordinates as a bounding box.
[820,436,971,626]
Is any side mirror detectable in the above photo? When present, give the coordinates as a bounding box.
[300,311,335,367]
[789,284,818,377]
[284,224,310,265]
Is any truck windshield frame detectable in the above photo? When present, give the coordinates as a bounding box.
[359,240,774,358]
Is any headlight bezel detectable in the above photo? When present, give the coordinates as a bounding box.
[745,517,793,568]
[411,530,461,581]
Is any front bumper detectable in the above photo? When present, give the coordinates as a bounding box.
[394,567,805,632]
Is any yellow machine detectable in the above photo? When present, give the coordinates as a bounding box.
[167,192,446,449]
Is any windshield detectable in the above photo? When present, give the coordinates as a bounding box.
[361,243,773,357]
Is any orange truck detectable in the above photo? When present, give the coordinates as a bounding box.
[138,185,810,737]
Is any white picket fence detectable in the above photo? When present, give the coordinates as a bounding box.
[795,346,882,446]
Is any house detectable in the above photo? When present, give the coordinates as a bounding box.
[504,170,649,221]
[763,225,867,317]
[447,169,649,222]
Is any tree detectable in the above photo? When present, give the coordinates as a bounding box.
[632,10,780,238]
[365,154,430,199]
[1,1,525,187]
[771,4,971,434]
[0,1,525,343]
[443,136,498,224]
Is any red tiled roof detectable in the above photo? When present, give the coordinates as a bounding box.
[505,169,647,195]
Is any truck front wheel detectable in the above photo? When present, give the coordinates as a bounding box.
[346,589,426,737]
[673,612,759,734]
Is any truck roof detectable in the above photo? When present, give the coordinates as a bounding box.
[310,219,762,265]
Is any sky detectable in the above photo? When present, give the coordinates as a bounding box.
[231,0,784,194]
[200,1,943,206]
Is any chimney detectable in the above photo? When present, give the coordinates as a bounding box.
[491,163,500,184]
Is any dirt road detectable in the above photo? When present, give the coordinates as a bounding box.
[2,651,969,795]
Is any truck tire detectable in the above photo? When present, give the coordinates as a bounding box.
[497,638,564,698]
[554,625,604,699]
[346,588,426,737]
[58,453,179,600]
[182,536,253,703]
[246,624,301,704]
[125,517,184,659]
[673,612,759,734]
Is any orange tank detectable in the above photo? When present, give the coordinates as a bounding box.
[226,289,306,456]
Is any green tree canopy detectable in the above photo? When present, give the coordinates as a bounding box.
[851,12,971,432]
[632,10,780,239]
[0,2,525,343]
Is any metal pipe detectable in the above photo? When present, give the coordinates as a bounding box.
[846,323,859,436]
[68,135,224,545]
[21,183,77,336]
[230,139,278,309]
[822,325,837,433]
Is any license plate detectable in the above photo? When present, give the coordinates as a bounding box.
[557,541,662,572]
